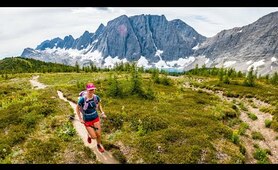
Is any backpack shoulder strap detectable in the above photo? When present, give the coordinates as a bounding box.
[79,90,86,106]
[82,95,88,111]
[79,90,85,97]
[93,94,98,107]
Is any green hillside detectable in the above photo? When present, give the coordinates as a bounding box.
[0,57,76,73]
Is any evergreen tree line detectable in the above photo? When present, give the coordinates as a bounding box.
[187,64,244,78]
[1,57,181,77]
[101,61,182,76]
[1,57,277,86]
[0,57,76,74]
[186,64,278,86]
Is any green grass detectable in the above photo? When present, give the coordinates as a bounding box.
[2,71,277,163]
[238,122,249,135]
[188,76,278,132]
[238,102,248,112]
[251,131,265,140]
[253,147,271,164]
[247,112,258,120]
[36,72,245,163]
[197,78,278,106]
[259,106,276,115]
[264,119,272,128]
[0,74,98,164]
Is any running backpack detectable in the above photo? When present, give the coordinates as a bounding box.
[78,91,99,112]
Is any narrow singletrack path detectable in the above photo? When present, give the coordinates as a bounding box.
[30,75,119,164]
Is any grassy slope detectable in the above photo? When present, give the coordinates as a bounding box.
[0,74,98,163]
[2,72,277,163]
[38,72,245,163]
[187,76,278,131]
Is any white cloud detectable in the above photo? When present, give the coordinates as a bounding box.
[0,7,277,59]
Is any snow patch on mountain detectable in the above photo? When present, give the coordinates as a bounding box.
[205,58,210,64]
[103,56,128,68]
[223,61,237,68]
[155,60,169,68]
[167,57,196,68]
[137,56,150,67]
[192,43,199,50]
[155,50,163,60]
[246,60,253,65]
[248,59,265,71]
[83,50,103,62]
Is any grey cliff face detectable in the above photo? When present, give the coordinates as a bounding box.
[21,48,36,57]
[87,14,206,62]
[192,11,278,75]
[91,15,142,61]
[35,37,62,50]
[21,14,205,65]
[20,12,278,75]
[61,35,75,49]
[72,31,94,50]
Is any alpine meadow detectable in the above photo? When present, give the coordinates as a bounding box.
[0,57,277,164]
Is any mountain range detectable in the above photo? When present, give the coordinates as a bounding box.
[21,12,278,75]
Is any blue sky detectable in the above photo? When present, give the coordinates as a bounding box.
[0,7,277,59]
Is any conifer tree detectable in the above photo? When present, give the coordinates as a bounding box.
[108,75,123,97]
[194,64,199,75]
[223,75,230,84]
[270,72,278,85]
[243,66,256,87]
[237,71,243,78]
[265,74,269,83]
[218,67,224,82]
[151,68,160,84]
[130,65,143,95]
[75,61,80,73]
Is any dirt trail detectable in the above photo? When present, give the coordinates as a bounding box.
[29,76,119,164]
[182,78,278,163]
[29,75,47,89]
[57,91,119,164]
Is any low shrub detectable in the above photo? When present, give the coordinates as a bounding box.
[0,144,11,159]
[83,146,97,160]
[104,112,124,131]
[251,131,265,140]
[112,149,127,164]
[270,121,278,132]
[247,112,258,120]
[253,148,270,164]
[25,138,61,163]
[231,130,240,144]
[141,115,168,134]
[264,119,272,128]
[56,121,76,141]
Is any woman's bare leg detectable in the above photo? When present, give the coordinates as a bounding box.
[85,126,97,139]
[93,121,101,144]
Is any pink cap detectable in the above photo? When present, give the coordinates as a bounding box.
[86,83,96,90]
